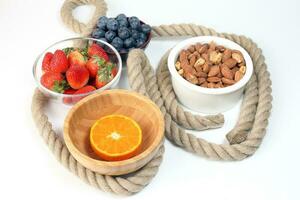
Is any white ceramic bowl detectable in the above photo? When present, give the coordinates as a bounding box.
[168,36,253,114]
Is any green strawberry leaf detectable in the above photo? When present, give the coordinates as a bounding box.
[80,47,89,61]
[92,55,105,66]
[52,80,70,93]
[62,47,74,56]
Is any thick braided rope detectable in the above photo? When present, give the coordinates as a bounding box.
[31,89,164,196]
[61,0,107,35]
[127,24,272,160]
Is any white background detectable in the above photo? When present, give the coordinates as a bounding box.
[0,0,300,199]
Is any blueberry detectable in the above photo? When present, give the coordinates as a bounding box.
[124,37,136,48]
[97,21,107,30]
[97,16,108,30]
[118,19,128,27]
[139,32,147,41]
[111,37,123,50]
[99,16,108,23]
[128,16,139,23]
[131,29,139,39]
[106,18,119,31]
[105,30,116,42]
[116,14,127,21]
[129,20,140,29]
[118,27,131,39]
[141,24,151,34]
[91,28,105,38]
[135,38,145,47]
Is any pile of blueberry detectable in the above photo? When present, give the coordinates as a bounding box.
[91,14,151,52]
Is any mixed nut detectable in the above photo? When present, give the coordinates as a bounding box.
[175,42,247,88]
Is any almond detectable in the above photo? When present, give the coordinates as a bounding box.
[208,65,220,77]
[189,55,196,66]
[221,65,234,79]
[223,58,237,68]
[198,43,209,54]
[200,81,208,88]
[231,67,239,74]
[222,49,232,62]
[179,50,188,64]
[185,73,198,84]
[201,53,209,62]
[208,42,216,53]
[195,43,202,52]
[221,77,236,85]
[181,62,196,75]
[216,45,225,52]
[239,65,246,74]
[234,71,243,82]
[202,63,210,73]
[207,77,221,83]
[193,51,200,59]
[188,45,195,53]
[196,71,208,78]
[198,77,206,85]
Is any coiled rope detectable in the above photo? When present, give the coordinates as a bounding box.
[31,0,272,195]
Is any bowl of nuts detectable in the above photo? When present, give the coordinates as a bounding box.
[167,36,253,114]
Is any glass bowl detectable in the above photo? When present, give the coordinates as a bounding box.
[33,37,122,105]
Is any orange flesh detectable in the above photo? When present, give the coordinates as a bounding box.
[90,115,142,161]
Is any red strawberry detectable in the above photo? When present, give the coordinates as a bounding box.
[42,52,53,72]
[95,77,107,89]
[49,50,69,73]
[72,85,96,103]
[111,67,118,77]
[88,43,109,61]
[68,50,86,67]
[94,63,116,89]
[40,72,64,91]
[66,64,89,89]
[86,55,105,78]
[63,89,77,104]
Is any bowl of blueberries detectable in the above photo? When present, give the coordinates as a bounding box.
[91,14,152,60]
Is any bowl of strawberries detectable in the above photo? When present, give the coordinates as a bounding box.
[33,37,122,105]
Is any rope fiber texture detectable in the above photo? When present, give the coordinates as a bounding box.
[32,0,272,195]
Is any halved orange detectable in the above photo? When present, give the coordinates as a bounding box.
[90,114,142,161]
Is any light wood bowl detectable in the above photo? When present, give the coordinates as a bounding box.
[63,89,164,175]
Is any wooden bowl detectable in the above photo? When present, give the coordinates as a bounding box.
[63,89,164,175]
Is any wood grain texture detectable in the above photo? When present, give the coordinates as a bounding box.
[64,89,165,175]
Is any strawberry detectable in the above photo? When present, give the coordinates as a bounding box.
[111,66,118,77]
[66,64,89,89]
[63,89,76,104]
[86,55,105,78]
[95,77,107,89]
[63,88,76,95]
[88,43,109,61]
[40,72,67,92]
[72,85,96,103]
[42,52,53,72]
[68,50,86,67]
[49,50,69,73]
[74,85,96,94]
[94,63,116,89]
